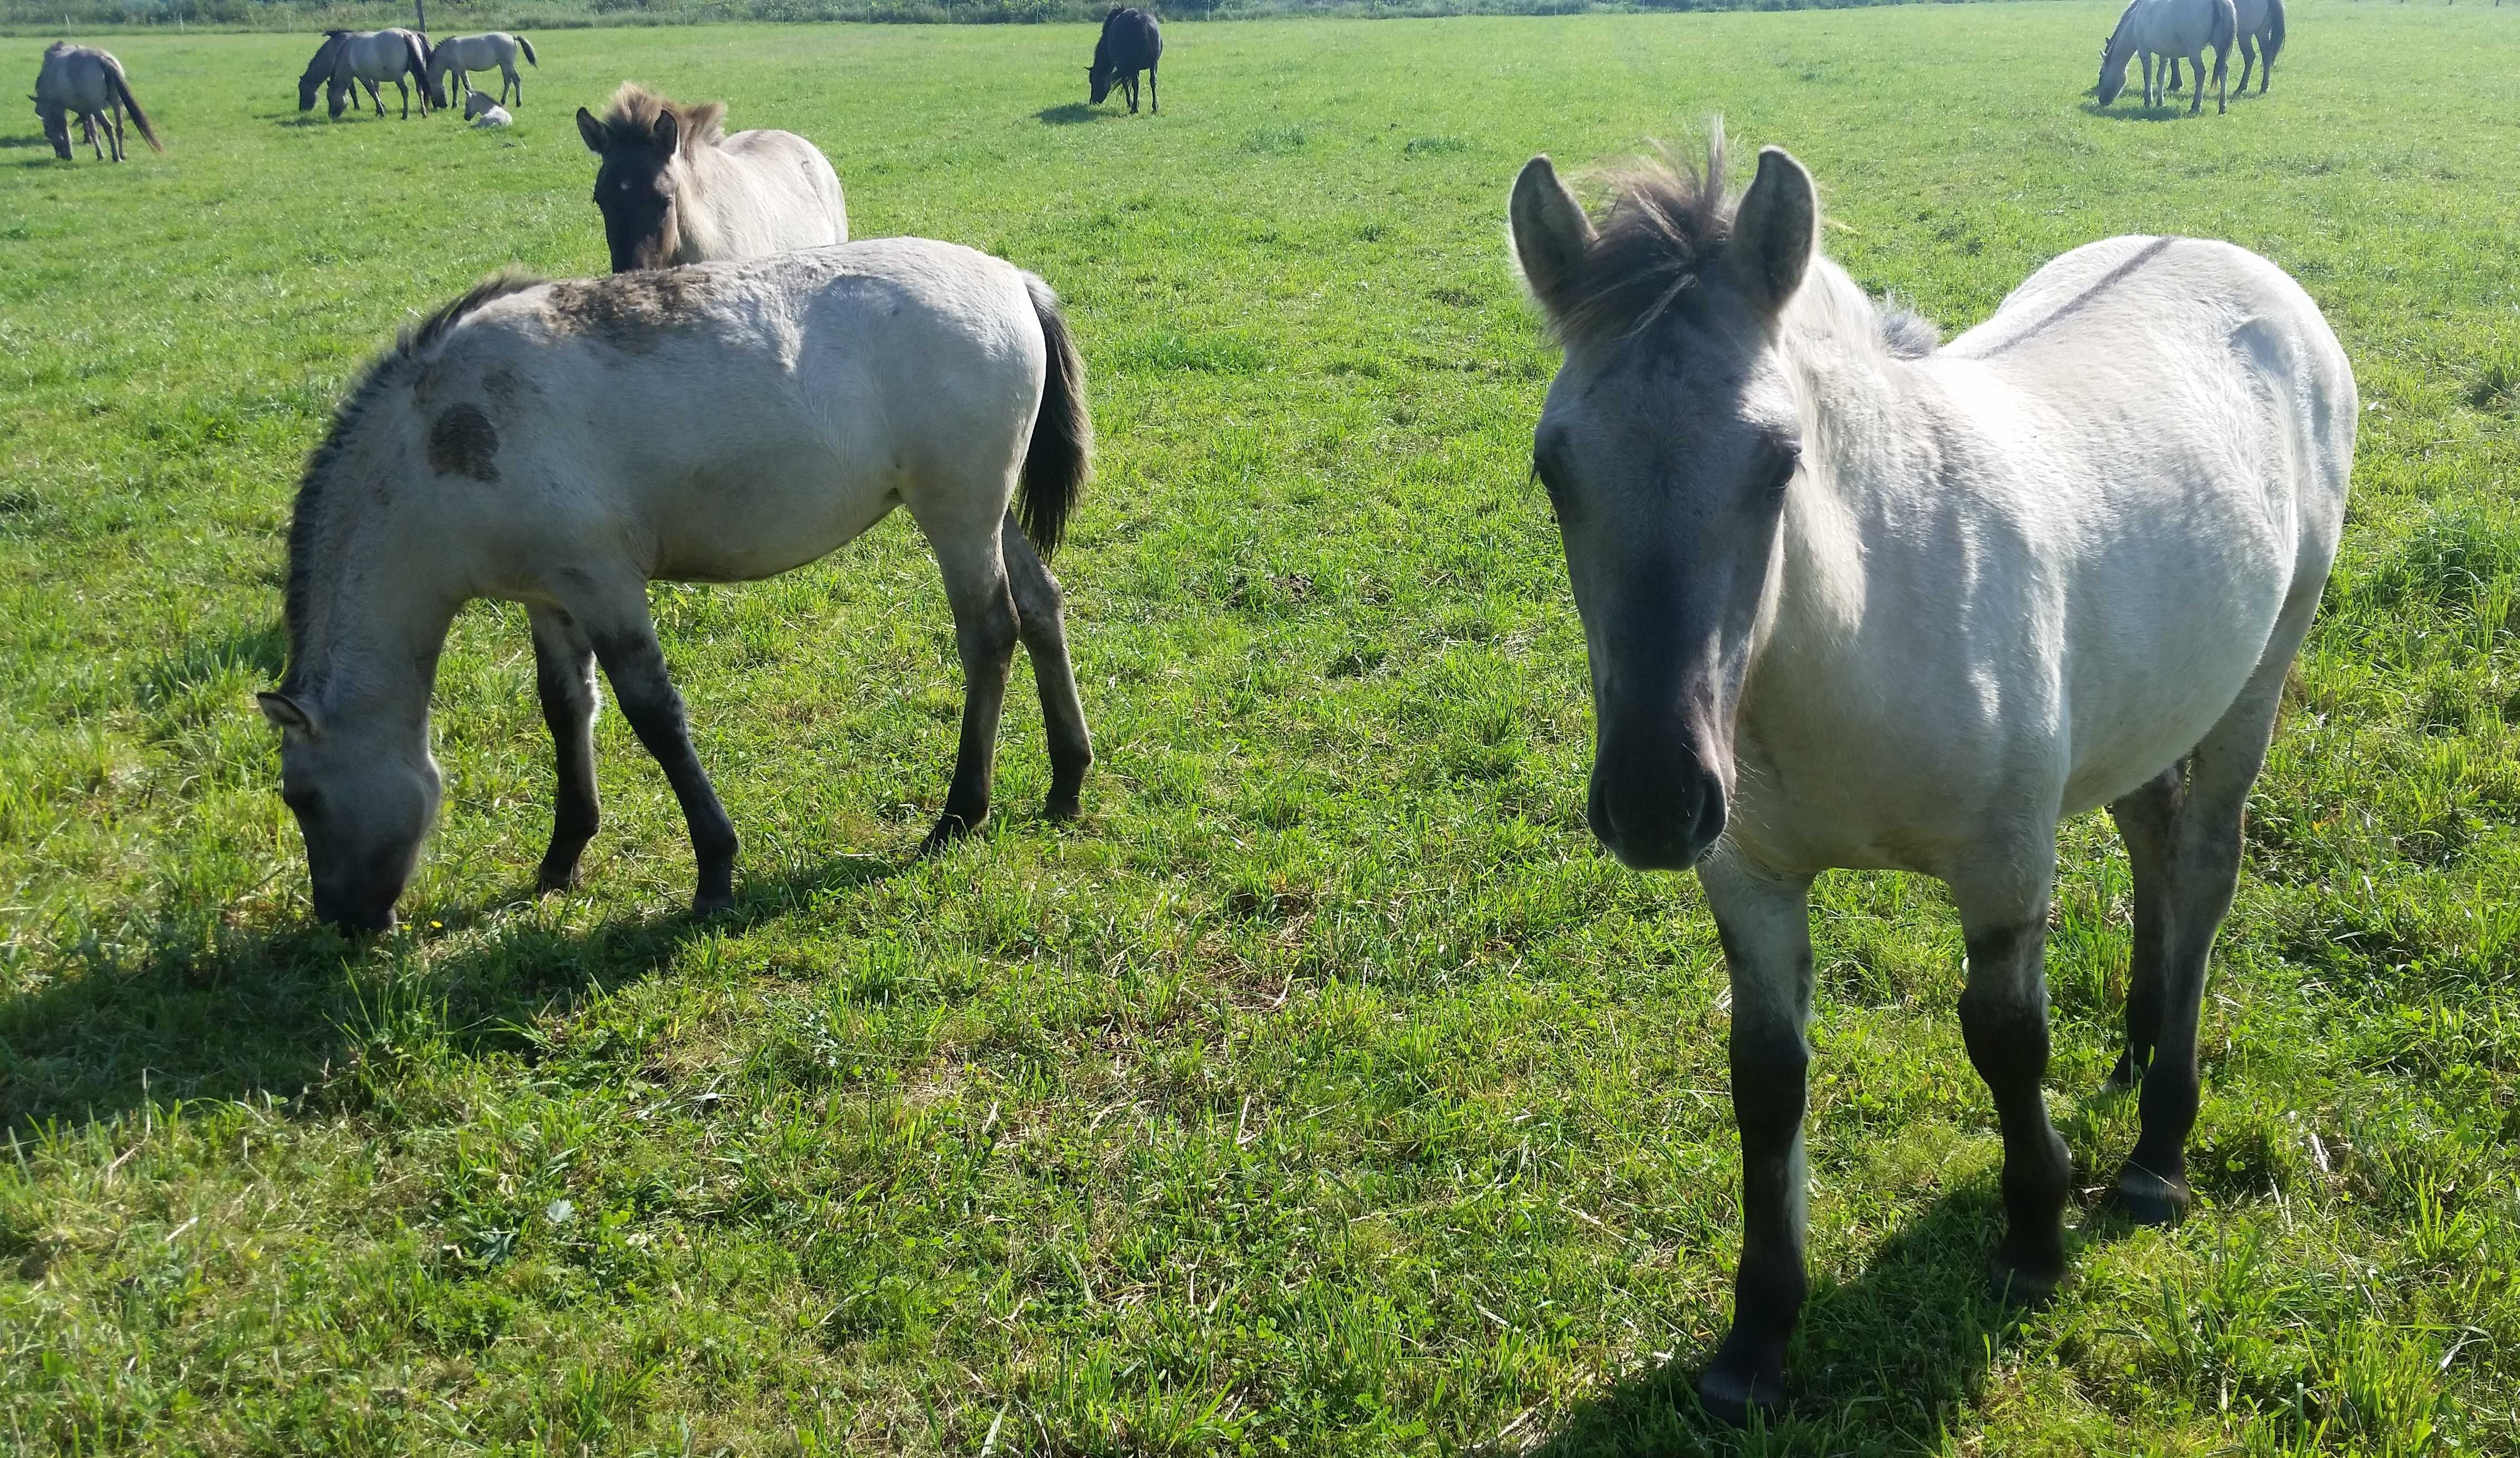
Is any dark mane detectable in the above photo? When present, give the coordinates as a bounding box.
[280,271,544,693]
[1546,137,1738,353]
[589,81,725,155]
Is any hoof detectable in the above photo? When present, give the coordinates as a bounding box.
[1043,791,1083,822]
[691,890,736,918]
[1990,1254,2064,1308]
[918,813,985,858]
[2110,1163,2190,1226]
[534,863,582,895]
[2104,1050,2144,1092]
[1695,1360,1783,1428]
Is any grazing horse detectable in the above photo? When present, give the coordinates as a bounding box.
[2167,0,2284,95]
[427,32,537,110]
[300,30,434,120]
[2097,0,2235,113]
[257,242,1095,934]
[575,84,846,274]
[1507,131,2352,1420]
[1088,7,1162,115]
[31,43,160,162]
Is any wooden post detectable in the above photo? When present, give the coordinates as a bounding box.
[415,0,426,33]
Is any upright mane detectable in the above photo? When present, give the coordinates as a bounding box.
[1534,125,1936,360]
[280,271,545,694]
[589,82,726,153]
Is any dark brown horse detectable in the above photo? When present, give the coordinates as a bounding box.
[1088,7,1162,115]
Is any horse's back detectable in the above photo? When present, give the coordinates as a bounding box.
[718,129,848,249]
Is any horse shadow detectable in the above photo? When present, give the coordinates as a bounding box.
[0,852,907,1137]
[1526,1179,2136,1455]
[1035,103,1104,126]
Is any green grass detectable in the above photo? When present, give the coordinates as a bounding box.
[3,6,2518,1452]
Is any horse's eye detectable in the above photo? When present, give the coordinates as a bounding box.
[1767,445,1803,499]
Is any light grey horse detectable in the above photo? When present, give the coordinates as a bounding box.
[31,42,160,162]
[1509,130,2353,1420]
[2166,0,2285,95]
[298,29,434,120]
[575,84,846,273]
[465,89,512,128]
[2097,0,2235,113]
[426,32,537,110]
[258,242,1094,933]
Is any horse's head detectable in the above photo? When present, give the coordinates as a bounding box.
[259,688,443,934]
[579,88,722,272]
[33,97,70,158]
[2096,33,2130,102]
[1509,137,1817,872]
[1088,63,1113,105]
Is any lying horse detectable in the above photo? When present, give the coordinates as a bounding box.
[299,29,434,120]
[32,42,160,162]
[576,84,846,273]
[2097,0,2234,113]
[465,90,512,128]
[1509,130,2352,1419]
[427,32,537,110]
[1088,7,1162,115]
[259,242,1094,933]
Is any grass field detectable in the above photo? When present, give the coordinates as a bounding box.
[4,5,2519,1452]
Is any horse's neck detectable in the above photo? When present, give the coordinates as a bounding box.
[677,148,746,259]
[293,497,462,728]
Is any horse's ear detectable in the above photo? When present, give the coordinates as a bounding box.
[576,106,606,154]
[649,108,679,156]
[1509,155,1595,324]
[257,691,319,738]
[1729,146,1818,315]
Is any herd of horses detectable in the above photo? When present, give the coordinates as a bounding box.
[2095,0,2286,113]
[35,1,2357,1428]
[293,27,537,123]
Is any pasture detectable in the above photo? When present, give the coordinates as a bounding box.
[3,4,2518,1451]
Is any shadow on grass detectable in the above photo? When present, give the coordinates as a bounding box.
[0,851,910,1137]
[1529,1187,2092,1455]
[1035,103,1103,125]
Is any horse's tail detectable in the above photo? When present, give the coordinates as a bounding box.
[1017,274,1091,560]
[2210,0,2237,58]
[2262,0,2285,63]
[107,65,161,152]
[518,35,539,66]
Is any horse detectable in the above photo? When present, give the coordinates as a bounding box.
[1088,7,1162,115]
[1506,130,2352,1421]
[256,241,1095,934]
[574,84,846,274]
[300,30,434,120]
[31,43,159,162]
[427,32,537,111]
[2166,0,2284,95]
[2097,0,2234,113]
[465,90,513,128]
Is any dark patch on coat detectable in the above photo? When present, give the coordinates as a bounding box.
[428,404,501,482]
[544,270,713,352]
[484,368,535,410]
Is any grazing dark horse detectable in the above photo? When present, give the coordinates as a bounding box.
[1088,7,1161,115]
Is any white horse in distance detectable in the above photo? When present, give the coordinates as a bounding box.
[1509,130,2352,1419]
[2166,0,2285,96]
[465,90,512,128]
[576,83,846,273]
[428,32,537,110]
[31,42,160,162]
[2097,0,2235,113]
[258,241,1094,933]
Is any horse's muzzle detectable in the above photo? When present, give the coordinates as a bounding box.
[1587,755,1728,872]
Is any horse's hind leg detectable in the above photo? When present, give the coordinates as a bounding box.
[929,529,1020,853]
[1147,62,1157,114]
[2112,602,2309,1224]
[1951,849,2075,1301]
[576,588,740,915]
[2235,33,2257,91]
[2188,48,2208,112]
[1000,514,1093,820]
[1694,850,1818,1425]
[529,606,604,893]
[2107,760,2187,1091]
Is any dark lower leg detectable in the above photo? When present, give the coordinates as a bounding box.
[922,587,1018,855]
[591,625,738,913]
[2108,762,2185,1087]
[530,608,602,893]
[1001,518,1092,818]
[1702,1034,1809,1422]
[1960,923,2072,1293]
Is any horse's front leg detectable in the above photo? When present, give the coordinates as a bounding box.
[1953,860,2074,1300]
[509,66,522,107]
[917,516,1020,854]
[2138,52,2155,106]
[2187,48,2208,112]
[529,605,604,893]
[1147,62,1157,114]
[1695,850,1817,1425]
[577,591,739,915]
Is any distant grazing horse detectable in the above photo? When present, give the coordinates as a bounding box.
[575,84,845,273]
[32,42,159,162]
[300,30,434,120]
[2166,0,2284,95]
[428,32,537,110]
[1508,131,2352,1420]
[1088,7,1162,114]
[2098,0,2234,113]
[258,241,1095,933]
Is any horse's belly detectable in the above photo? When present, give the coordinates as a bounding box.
[647,452,899,583]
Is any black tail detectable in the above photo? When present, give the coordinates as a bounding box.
[108,67,161,152]
[2263,0,2285,68]
[1018,274,1091,560]
[518,36,539,66]
[2210,0,2236,63]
